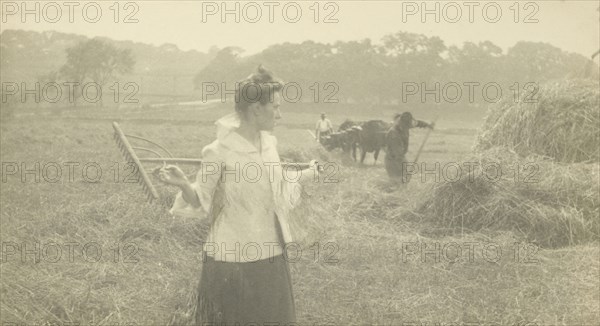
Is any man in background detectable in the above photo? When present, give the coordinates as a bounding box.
[315,112,334,142]
[385,112,434,183]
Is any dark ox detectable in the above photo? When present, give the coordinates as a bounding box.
[320,119,363,153]
[338,119,363,132]
[350,120,392,165]
[324,119,392,165]
[319,131,347,151]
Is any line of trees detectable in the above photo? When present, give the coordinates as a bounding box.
[5,31,596,109]
[194,31,598,106]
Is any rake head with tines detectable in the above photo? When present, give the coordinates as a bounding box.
[113,122,163,203]
[112,121,323,204]
[113,122,207,204]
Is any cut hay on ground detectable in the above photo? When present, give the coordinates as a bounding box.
[476,79,600,163]
[414,147,599,248]
[280,146,333,164]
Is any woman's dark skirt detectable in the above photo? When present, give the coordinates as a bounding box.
[194,252,296,326]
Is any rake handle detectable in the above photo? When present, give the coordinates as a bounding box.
[140,158,203,164]
[412,116,439,164]
[141,157,316,170]
[412,128,433,164]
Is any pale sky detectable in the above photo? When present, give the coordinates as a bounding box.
[1,0,599,58]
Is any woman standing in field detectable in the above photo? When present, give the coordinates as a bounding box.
[158,66,319,325]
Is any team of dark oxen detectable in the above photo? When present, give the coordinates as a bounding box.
[319,114,435,182]
[319,119,391,165]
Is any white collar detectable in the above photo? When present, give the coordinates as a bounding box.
[214,112,274,153]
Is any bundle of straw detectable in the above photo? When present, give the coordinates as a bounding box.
[280,146,332,163]
[415,147,599,248]
[476,79,600,163]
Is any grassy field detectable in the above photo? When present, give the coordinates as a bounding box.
[1,103,598,325]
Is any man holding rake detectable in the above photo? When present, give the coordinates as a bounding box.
[385,112,435,183]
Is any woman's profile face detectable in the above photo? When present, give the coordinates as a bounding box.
[256,92,282,131]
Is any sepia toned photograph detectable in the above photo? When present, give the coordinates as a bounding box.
[1,1,599,325]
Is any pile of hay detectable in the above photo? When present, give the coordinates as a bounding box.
[416,79,600,248]
[415,147,599,248]
[279,147,343,248]
[280,146,333,163]
[476,79,600,163]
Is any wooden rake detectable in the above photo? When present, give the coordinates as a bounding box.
[112,121,319,204]
[112,122,205,203]
[411,115,439,164]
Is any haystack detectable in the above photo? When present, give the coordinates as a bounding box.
[415,147,599,248]
[416,79,599,248]
[476,79,599,163]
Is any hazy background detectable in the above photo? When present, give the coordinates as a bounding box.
[2,1,599,117]
[2,0,599,56]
